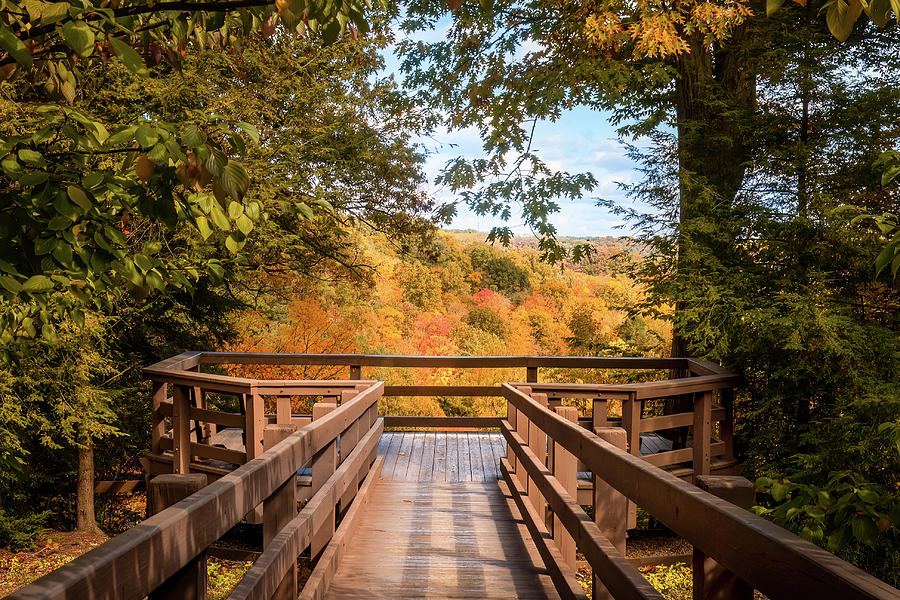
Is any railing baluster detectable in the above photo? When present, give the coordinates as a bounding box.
[311,401,338,557]
[263,424,299,600]
[693,476,754,600]
[693,391,712,481]
[622,391,640,529]
[148,474,209,600]
[593,427,628,600]
[246,387,265,461]
[552,405,578,570]
[528,393,549,520]
[173,384,192,474]
[515,388,532,498]
[151,380,167,455]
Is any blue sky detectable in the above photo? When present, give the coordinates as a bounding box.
[379,26,642,238]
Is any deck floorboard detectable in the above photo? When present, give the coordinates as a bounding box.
[323,480,560,600]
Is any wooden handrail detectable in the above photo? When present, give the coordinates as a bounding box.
[8,381,384,600]
[502,384,900,600]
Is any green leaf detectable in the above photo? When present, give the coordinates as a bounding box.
[0,26,33,69]
[134,253,154,272]
[236,122,260,144]
[874,241,898,275]
[826,0,864,41]
[195,216,213,240]
[771,481,790,502]
[67,185,92,214]
[145,269,164,291]
[857,489,882,505]
[228,201,244,220]
[182,125,205,148]
[135,125,159,149]
[225,233,240,254]
[221,161,250,200]
[71,309,85,328]
[61,21,96,58]
[0,275,23,293]
[236,214,254,235]
[851,515,879,546]
[322,21,341,45]
[296,201,314,220]
[148,142,168,165]
[109,37,149,76]
[48,215,72,230]
[19,172,49,187]
[21,275,54,293]
[883,164,900,187]
[767,0,787,16]
[18,149,45,166]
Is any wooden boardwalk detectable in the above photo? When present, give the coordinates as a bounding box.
[317,432,558,599]
[323,480,559,599]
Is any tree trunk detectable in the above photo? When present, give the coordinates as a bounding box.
[670,25,756,357]
[76,429,102,534]
[665,25,756,422]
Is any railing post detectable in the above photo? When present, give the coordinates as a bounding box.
[263,424,298,600]
[173,385,192,474]
[593,427,628,600]
[349,364,362,380]
[506,390,522,477]
[515,390,531,496]
[720,387,736,462]
[151,381,167,455]
[245,387,265,461]
[528,393,549,520]
[526,366,538,383]
[693,476,755,600]
[340,390,362,512]
[148,474,208,600]
[693,391,712,482]
[311,401,338,557]
[592,397,608,430]
[276,395,292,426]
[622,392,640,529]
[552,405,578,570]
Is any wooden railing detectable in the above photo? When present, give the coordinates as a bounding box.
[142,352,737,482]
[9,380,384,600]
[501,383,900,600]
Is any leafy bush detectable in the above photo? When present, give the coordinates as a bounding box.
[642,563,691,600]
[754,469,900,584]
[0,509,51,552]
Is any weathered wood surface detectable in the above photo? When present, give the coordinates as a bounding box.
[322,481,561,600]
[379,432,504,482]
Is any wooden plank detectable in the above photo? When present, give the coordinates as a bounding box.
[384,385,500,397]
[394,432,413,480]
[468,432,486,481]
[446,430,459,483]
[639,408,726,433]
[383,415,501,428]
[189,442,246,465]
[501,460,589,600]
[189,406,246,429]
[432,432,447,483]
[641,443,726,468]
[406,432,425,480]
[693,391,712,480]
[198,352,688,371]
[421,432,436,482]
[382,431,402,480]
[502,384,900,600]
[94,480,147,494]
[457,432,472,482]
[479,434,498,480]
[173,385,192,474]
